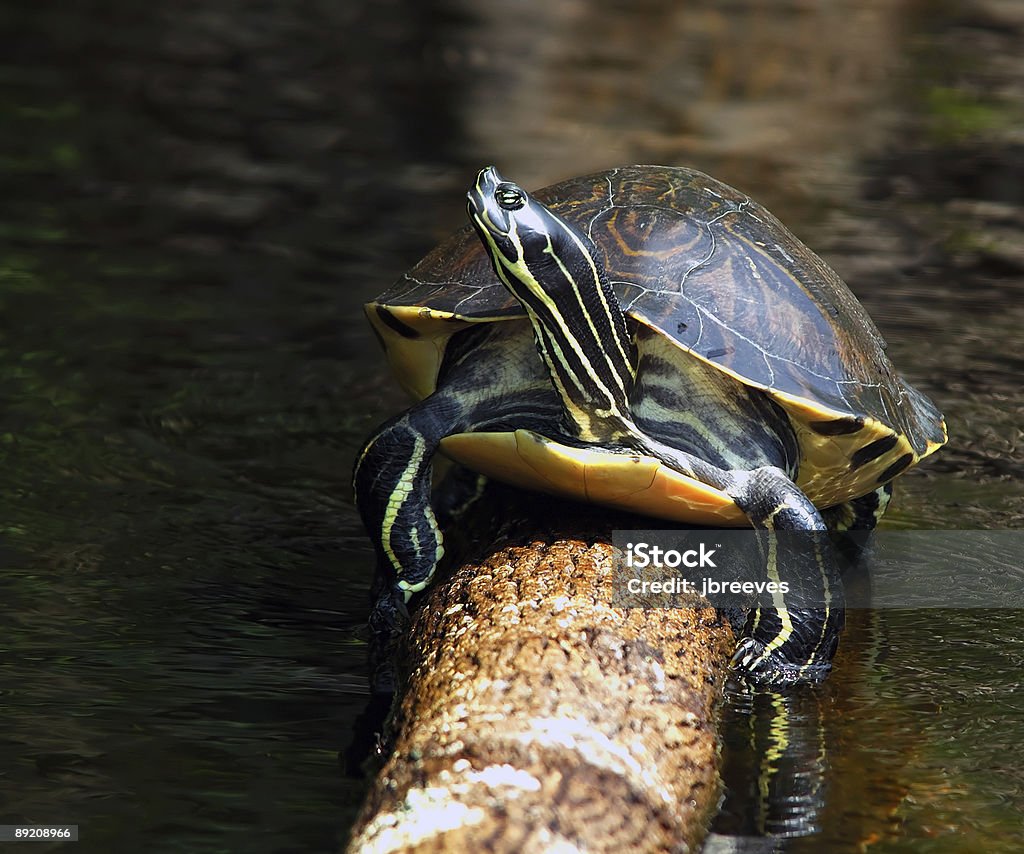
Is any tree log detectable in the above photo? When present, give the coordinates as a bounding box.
[347,508,734,853]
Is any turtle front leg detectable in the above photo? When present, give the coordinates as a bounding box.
[725,466,844,687]
[354,405,455,605]
[353,404,452,694]
[631,435,844,686]
[353,322,563,695]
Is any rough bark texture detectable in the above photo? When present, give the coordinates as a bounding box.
[347,509,734,854]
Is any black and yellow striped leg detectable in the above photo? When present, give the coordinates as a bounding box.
[354,402,457,694]
[822,483,894,576]
[354,401,459,605]
[727,467,843,686]
[353,323,563,694]
[635,437,843,686]
[823,483,893,533]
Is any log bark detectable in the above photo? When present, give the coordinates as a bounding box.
[347,506,734,854]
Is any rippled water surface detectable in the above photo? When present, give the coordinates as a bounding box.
[2,1,1023,851]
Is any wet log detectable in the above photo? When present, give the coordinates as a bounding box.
[346,510,734,854]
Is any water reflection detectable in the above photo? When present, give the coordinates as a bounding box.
[1,0,1022,850]
[717,687,831,839]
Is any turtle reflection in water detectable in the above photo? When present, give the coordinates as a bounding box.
[354,165,946,689]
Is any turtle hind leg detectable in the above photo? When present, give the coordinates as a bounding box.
[823,482,893,570]
[823,483,894,598]
[823,483,893,533]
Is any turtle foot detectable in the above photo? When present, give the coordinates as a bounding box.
[730,637,832,688]
[367,588,411,696]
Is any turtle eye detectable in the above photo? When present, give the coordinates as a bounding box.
[495,183,526,211]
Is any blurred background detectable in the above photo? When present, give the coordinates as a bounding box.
[1,0,1022,851]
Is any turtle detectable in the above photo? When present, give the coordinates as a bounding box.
[353,165,946,689]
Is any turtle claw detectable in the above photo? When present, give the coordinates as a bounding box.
[730,637,831,688]
[730,636,768,671]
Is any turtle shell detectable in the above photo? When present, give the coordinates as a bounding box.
[368,165,946,514]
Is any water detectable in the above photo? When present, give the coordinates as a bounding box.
[2,1,1022,851]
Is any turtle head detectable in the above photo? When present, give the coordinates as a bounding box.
[467,166,609,308]
[466,166,560,268]
[467,166,638,444]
